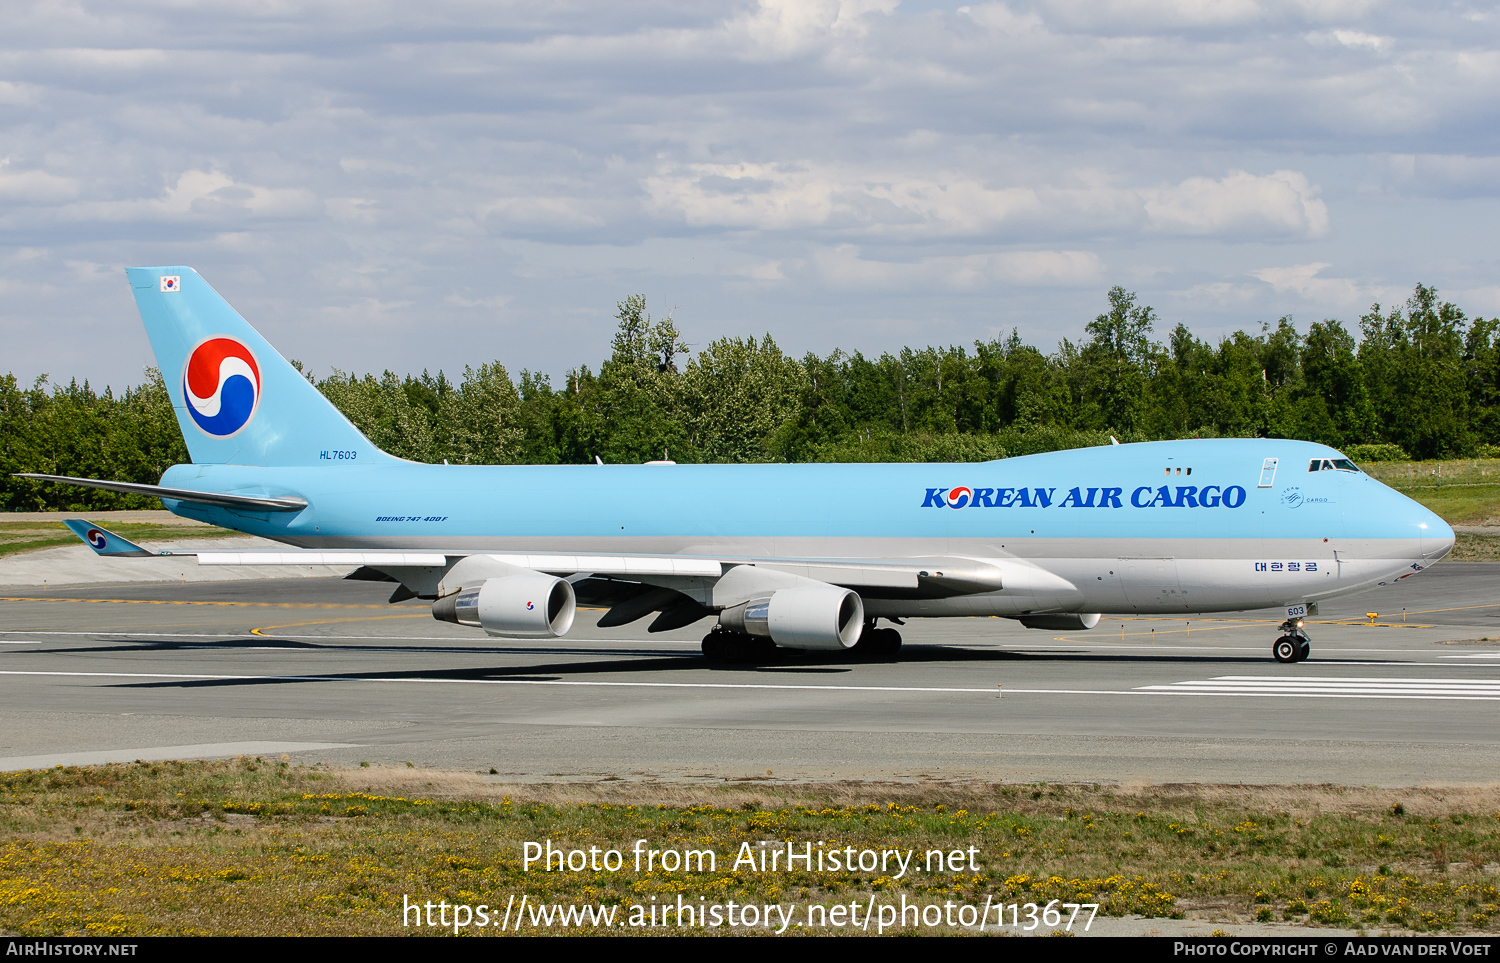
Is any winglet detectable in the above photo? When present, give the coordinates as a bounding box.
[62,520,157,557]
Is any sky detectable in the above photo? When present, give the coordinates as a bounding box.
[1,0,1497,390]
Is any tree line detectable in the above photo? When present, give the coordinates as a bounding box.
[4,284,1497,510]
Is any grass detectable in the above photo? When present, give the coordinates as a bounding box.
[1361,461,1500,558]
[1363,459,1500,527]
[2,760,1499,936]
[1448,534,1500,561]
[1363,459,1500,491]
[1397,487,1500,528]
[0,521,238,559]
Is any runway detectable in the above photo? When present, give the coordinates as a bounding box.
[2,563,1499,785]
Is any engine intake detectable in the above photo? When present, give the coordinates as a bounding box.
[720,586,864,650]
[432,574,576,638]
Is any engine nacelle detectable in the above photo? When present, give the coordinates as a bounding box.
[432,573,576,638]
[1017,613,1101,631]
[720,586,864,651]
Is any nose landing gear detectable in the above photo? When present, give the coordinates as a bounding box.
[1273,618,1311,663]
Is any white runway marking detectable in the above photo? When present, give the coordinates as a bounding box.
[1138,675,1500,701]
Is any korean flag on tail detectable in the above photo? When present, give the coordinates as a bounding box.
[160,275,180,292]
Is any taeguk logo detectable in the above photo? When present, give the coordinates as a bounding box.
[944,486,973,509]
[183,336,261,438]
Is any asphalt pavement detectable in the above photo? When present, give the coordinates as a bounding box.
[2,563,1498,785]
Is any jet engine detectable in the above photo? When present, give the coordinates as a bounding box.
[1017,613,1101,631]
[431,573,576,638]
[719,586,864,650]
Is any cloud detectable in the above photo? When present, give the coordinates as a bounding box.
[1453,285,1500,316]
[1379,153,1500,199]
[1022,0,1381,32]
[0,159,78,203]
[739,260,787,280]
[812,244,1102,288]
[1251,262,1404,307]
[731,0,900,58]
[1027,0,1265,30]
[0,0,1493,388]
[1142,170,1329,238]
[647,162,1328,240]
[444,292,511,309]
[65,170,319,224]
[1306,29,1390,51]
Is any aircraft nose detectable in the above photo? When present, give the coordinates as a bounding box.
[1386,485,1454,561]
[1421,510,1456,561]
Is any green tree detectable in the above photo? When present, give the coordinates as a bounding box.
[1073,286,1157,432]
[575,295,692,463]
[680,335,805,462]
[440,362,523,465]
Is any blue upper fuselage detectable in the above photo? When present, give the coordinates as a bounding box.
[156,438,1451,555]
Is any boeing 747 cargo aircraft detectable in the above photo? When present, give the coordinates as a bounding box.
[25,267,1455,665]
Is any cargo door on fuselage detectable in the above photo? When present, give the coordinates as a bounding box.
[1118,557,1184,612]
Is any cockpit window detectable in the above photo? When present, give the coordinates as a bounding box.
[1308,458,1361,473]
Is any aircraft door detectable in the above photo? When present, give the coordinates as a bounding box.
[1119,557,1185,612]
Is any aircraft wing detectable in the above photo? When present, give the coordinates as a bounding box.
[63,519,1008,598]
[185,548,1010,596]
[59,517,1086,641]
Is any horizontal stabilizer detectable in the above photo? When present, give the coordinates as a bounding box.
[15,474,308,512]
[62,519,155,557]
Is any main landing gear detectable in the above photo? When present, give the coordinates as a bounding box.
[1272,618,1312,664]
[853,625,903,657]
[700,627,778,664]
[700,623,904,663]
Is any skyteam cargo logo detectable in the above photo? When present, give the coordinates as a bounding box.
[183,336,261,438]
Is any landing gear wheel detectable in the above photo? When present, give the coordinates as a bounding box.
[854,626,903,658]
[702,630,730,662]
[701,629,777,664]
[1272,617,1311,664]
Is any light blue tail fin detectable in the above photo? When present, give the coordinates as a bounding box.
[126,267,391,466]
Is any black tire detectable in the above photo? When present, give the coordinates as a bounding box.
[739,635,780,664]
[1273,636,1299,663]
[852,627,903,658]
[701,630,730,662]
[1296,639,1311,662]
[705,631,776,664]
[870,627,903,655]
